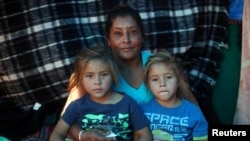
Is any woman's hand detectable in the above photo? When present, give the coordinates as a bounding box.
[80,129,116,141]
[68,123,116,141]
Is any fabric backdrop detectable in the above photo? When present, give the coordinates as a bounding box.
[0,0,228,137]
[0,0,228,109]
[0,1,228,139]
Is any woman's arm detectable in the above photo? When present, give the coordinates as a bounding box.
[49,119,70,141]
[61,87,83,115]
[68,123,115,141]
[133,127,152,141]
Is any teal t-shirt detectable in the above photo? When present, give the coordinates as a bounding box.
[112,51,153,105]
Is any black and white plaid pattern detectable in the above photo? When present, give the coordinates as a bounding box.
[0,0,228,111]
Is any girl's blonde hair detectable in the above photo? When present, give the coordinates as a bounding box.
[67,45,119,95]
[144,50,197,104]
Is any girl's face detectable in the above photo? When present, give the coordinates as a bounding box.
[82,59,113,101]
[107,16,143,61]
[147,63,179,105]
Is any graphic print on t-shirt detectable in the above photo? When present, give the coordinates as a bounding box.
[81,113,131,140]
[145,113,190,140]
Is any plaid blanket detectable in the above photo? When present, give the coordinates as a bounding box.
[0,0,227,139]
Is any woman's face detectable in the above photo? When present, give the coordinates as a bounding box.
[107,16,143,61]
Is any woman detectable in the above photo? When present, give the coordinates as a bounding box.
[63,5,153,112]
[63,5,197,141]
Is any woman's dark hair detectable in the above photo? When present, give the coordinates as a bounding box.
[105,4,145,38]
